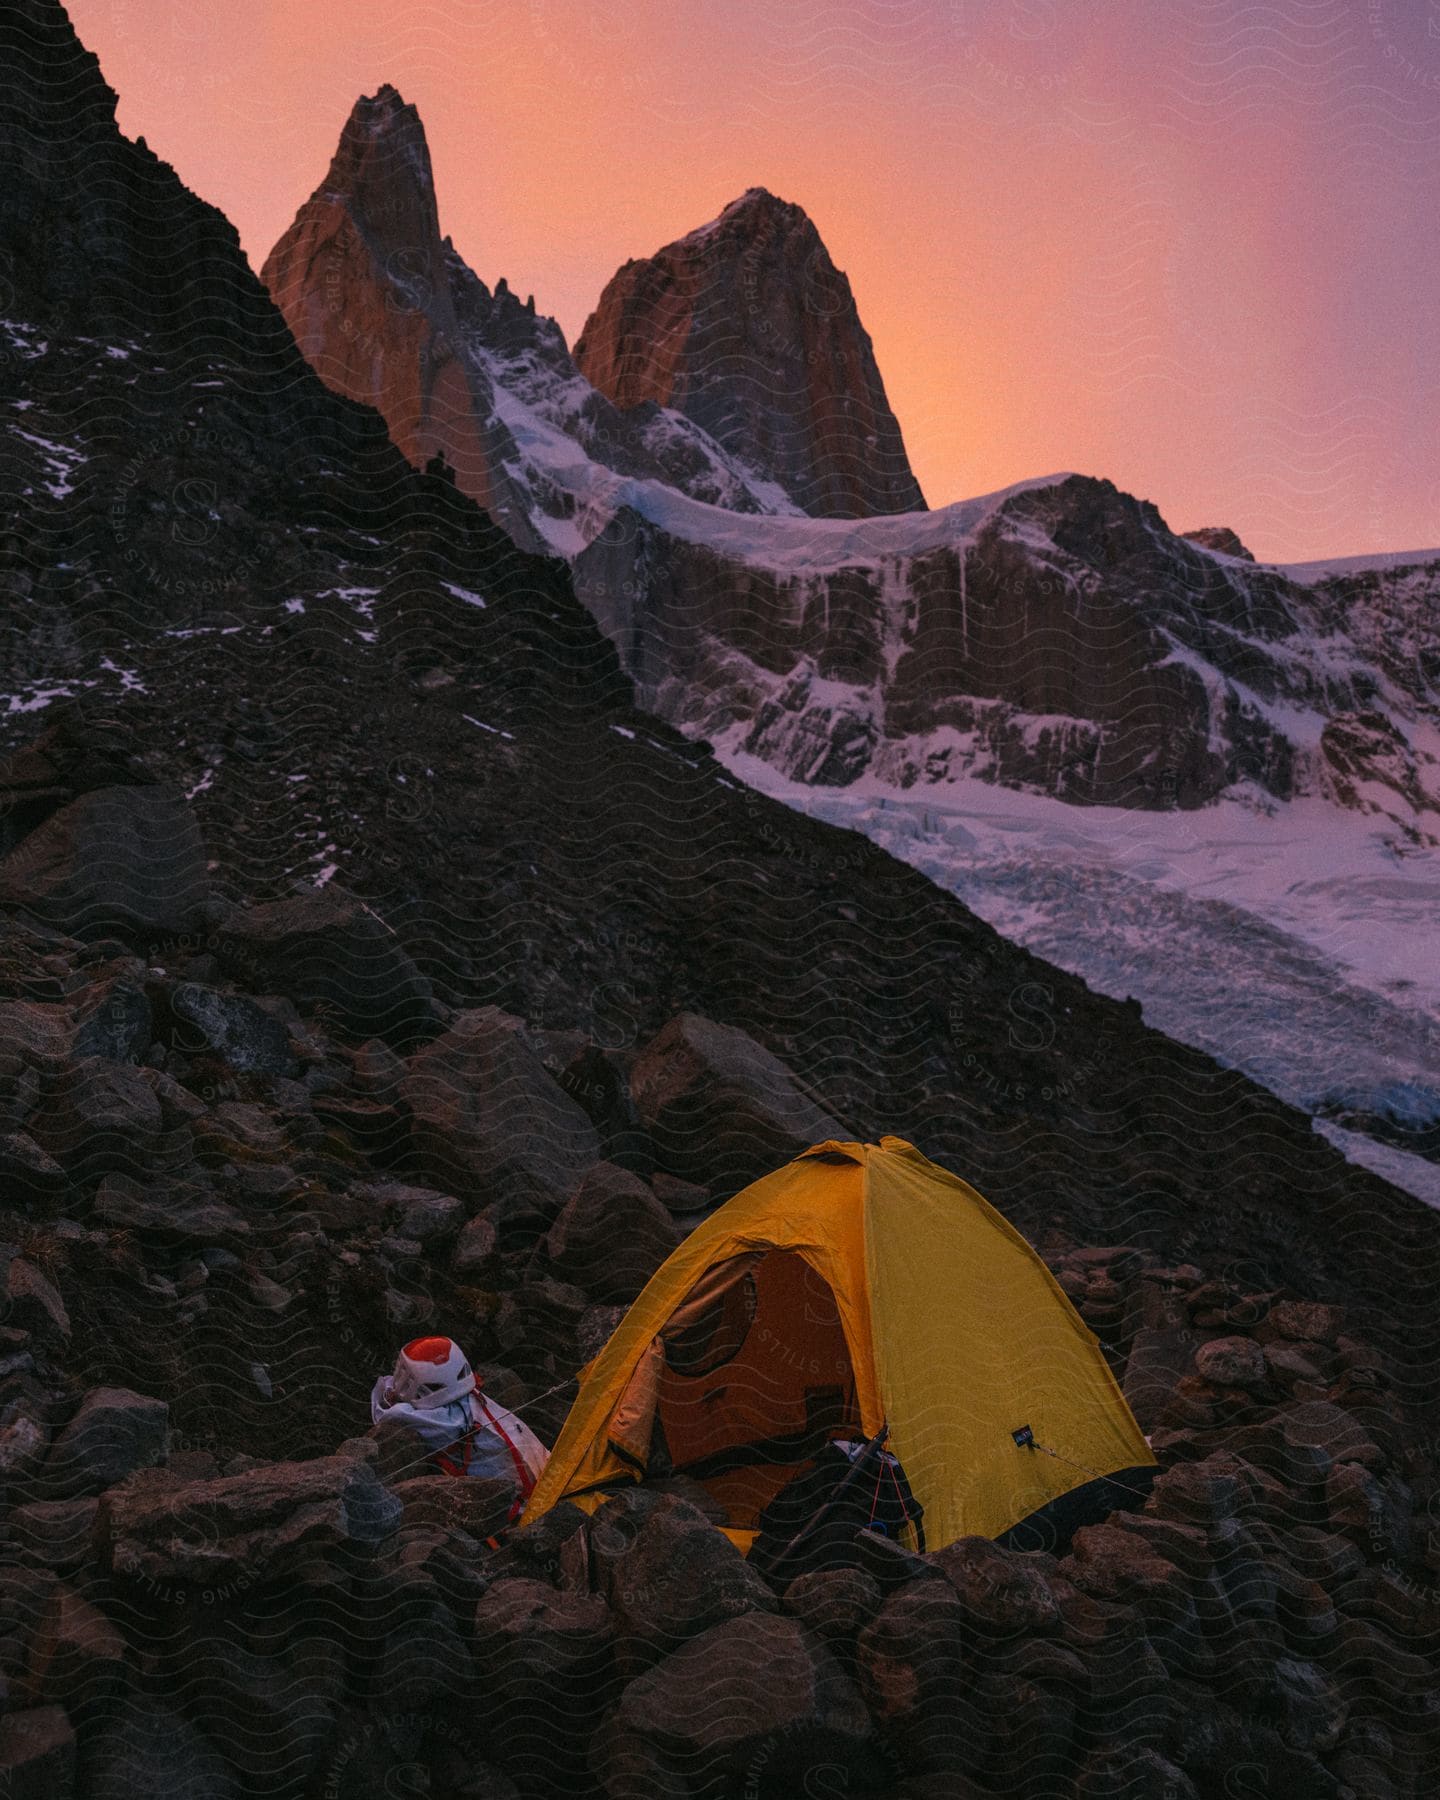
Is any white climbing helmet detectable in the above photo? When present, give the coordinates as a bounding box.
[384,1336,477,1411]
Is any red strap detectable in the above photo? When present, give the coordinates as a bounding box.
[476,1394,536,1519]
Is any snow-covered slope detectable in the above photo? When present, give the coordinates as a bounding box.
[723,753,1440,1204]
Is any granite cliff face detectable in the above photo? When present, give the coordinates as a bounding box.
[573,187,927,519]
[571,473,1440,829]
[262,95,806,554]
[259,86,546,549]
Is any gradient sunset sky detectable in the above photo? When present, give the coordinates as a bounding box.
[67,0,1438,561]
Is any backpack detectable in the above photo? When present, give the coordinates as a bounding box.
[749,1438,924,1582]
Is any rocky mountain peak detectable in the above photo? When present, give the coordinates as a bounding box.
[317,82,439,249]
[573,189,927,519]
[1182,525,1256,562]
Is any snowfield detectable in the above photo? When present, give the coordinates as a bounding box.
[719,748,1440,1207]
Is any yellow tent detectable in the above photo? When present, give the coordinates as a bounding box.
[521,1136,1155,1554]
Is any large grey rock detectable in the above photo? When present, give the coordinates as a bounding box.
[471,1577,618,1793]
[541,1162,678,1302]
[1,1254,71,1344]
[1122,1325,1197,1434]
[92,1174,253,1253]
[590,1489,776,1678]
[43,1387,170,1500]
[155,981,296,1076]
[856,1580,985,1775]
[0,785,209,939]
[99,1451,401,1583]
[401,1010,600,1221]
[1194,1335,1269,1390]
[70,973,151,1063]
[84,1701,239,1800]
[33,1057,162,1179]
[217,884,440,1049]
[167,1627,346,1799]
[928,1535,1062,1637]
[25,1583,127,1719]
[595,1611,872,1799]
[629,1012,842,1191]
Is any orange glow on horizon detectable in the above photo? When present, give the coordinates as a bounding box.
[66,0,1439,562]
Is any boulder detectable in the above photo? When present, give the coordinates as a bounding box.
[1266,1301,1344,1344]
[629,1012,843,1190]
[167,1627,346,1798]
[394,1188,460,1245]
[25,1583,127,1719]
[1264,1339,1329,1388]
[374,1591,473,1717]
[928,1535,1062,1636]
[0,1398,52,1498]
[1144,1457,1242,1530]
[42,1387,170,1500]
[589,1489,775,1676]
[351,1036,407,1099]
[217,884,440,1048]
[153,981,296,1076]
[649,1170,711,1217]
[9,1499,99,1571]
[0,1000,74,1078]
[0,1705,77,1800]
[1279,1401,1384,1469]
[83,1701,239,1800]
[855,1579,986,1774]
[388,1474,515,1538]
[1269,1656,1348,1753]
[1325,1463,1411,1560]
[0,1132,67,1204]
[70,975,151,1064]
[540,1162,679,1302]
[1193,1335,1268,1390]
[1063,1523,1200,1673]
[1,1255,71,1344]
[555,1044,653,1176]
[34,1058,162,1179]
[0,785,208,939]
[594,1611,872,1800]
[401,1010,601,1222]
[782,1566,882,1662]
[1075,1746,1200,1800]
[451,1209,499,1277]
[92,1174,253,1253]
[99,1451,401,1584]
[471,1578,618,1793]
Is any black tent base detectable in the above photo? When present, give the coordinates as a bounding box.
[993,1464,1158,1557]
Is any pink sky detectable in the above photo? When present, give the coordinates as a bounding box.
[69,0,1440,561]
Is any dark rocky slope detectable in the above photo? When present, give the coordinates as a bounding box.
[0,4,1437,1795]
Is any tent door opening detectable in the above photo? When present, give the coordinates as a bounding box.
[649,1248,864,1532]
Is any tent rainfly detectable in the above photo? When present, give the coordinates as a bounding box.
[521,1136,1156,1554]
